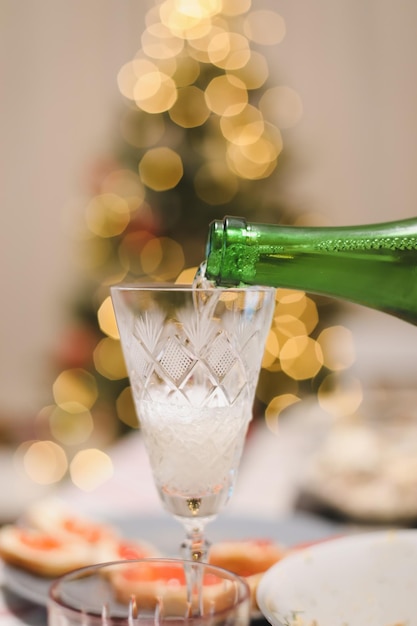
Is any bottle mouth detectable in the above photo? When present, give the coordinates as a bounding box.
[206,216,247,285]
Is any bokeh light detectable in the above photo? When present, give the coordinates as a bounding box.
[243,10,286,45]
[159,0,220,38]
[118,230,155,275]
[19,440,68,485]
[169,85,210,127]
[141,22,184,59]
[175,266,198,283]
[134,68,178,114]
[226,130,281,179]
[208,32,250,70]
[93,338,127,380]
[262,329,280,369]
[221,0,251,16]
[70,449,114,492]
[53,369,98,413]
[116,386,139,429]
[139,147,183,190]
[259,86,303,129]
[265,394,301,433]
[85,194,130,238]
[220,105,264,145]
[230,51,269,90]
[204,75,248,116]
[280,336,323,380]
[172,56,200,86]
[49,406,94,446]
[97,296,119,340]
[100,169,146,212]
[318,373,363,418]
[317,325,356,371]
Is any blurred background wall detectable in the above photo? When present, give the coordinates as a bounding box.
[2,0,417,420]
[1,1,146,416]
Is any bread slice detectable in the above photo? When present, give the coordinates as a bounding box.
[109,561,244,616]
[24,498,117,545]
[0,525,96,578]
[208,539,286,609]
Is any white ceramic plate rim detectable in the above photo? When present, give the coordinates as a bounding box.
[257,528,417,626]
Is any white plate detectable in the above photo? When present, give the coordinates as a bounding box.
[257,529,417,626]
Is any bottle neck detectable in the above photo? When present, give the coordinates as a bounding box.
[206,217,251,286]
[205,215,417,324]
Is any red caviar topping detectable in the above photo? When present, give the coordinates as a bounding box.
[18,530,62,551]
[62,518,103,543]
[117,541,149,560]
[121,564,220,586]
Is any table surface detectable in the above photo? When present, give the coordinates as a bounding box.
[0,512,342,625]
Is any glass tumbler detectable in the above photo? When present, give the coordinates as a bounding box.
[48,557,251,626]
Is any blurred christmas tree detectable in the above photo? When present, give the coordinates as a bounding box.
[31,0,351,489]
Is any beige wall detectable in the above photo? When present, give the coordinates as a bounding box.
[274,0,417,225]
[1,1,147,414]
[1,1,417,415]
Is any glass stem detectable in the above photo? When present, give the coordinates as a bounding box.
[181,524,211,615]
[181,524,211,562]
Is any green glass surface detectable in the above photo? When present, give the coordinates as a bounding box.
[205,216,417,325]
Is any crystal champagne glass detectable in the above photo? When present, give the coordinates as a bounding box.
[48,558,251,626]
[110,284,275,561]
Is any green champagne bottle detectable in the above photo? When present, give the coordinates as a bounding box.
[204,216,417,325]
